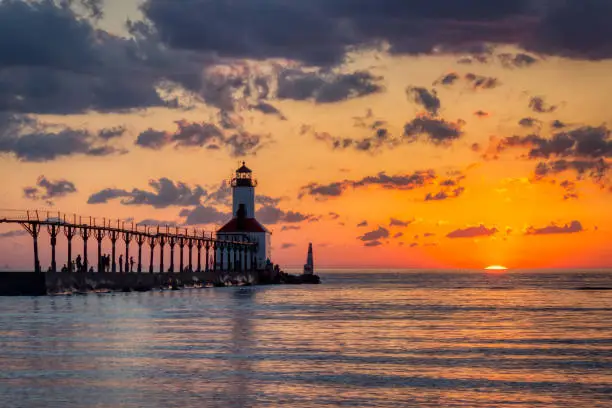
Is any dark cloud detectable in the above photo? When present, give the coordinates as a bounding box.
[497,52,539,68]
[535,159,610,182]
[403,117,465,146]
[88,178,206,208]
[551,120,567,129]
[434,72,460,86]
[256,206,313,224]
[425,186,465,201]
[357,220,368,227]
[393,232,404,239]
[305,126,393,154]
[277,69,384,103]
[358,226,389,243]
[519,117,541,128]
[23,176,77,202]
[137,219,180,228]
[256,195,283,207]
[529,96,557,114]
[0,229,29,238]
[299,170,437,199]
[281,225,301,231]
[364,240,382,247]
[474,110,489,118]
[559,179,579,200]
[0,114,125,162]
[0,1,207,115]
[135,120,268,157]
[406,87,441,115]
[447,225,498,238]
[389,218,412,227]
[328,212,340,220]
[424,232,436,237]
[98,126,126,140]
[409,242,418,248]
[141,0,612,65]
[464,73,500,90]
[525,220,583,235]
[180,205,230,226]
[281,243,296,249]
[250,102,286,120]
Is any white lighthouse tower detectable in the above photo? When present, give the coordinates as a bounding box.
[217,163,271,269]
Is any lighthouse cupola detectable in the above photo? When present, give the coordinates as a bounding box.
[231,162,257,218]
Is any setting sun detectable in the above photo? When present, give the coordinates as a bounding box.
[484,265,508,271]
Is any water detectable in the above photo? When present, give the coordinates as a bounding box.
[1,270,611,407]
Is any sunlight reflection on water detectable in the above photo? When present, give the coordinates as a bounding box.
[0,270,611,407]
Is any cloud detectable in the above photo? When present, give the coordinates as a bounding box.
[180,205,230,225]
[529,96,557,114]
[519,117,541,128]
[256,195,284,207]
[425,186,465,201]
[88,178,206,208]
[357,220,368,227]
[393,232,403,239]
[98,126,126,140]
[137,219,180,228]
[474,110,489,118]
[0,114,126,162]
[328,212,340,220]
[389,218,412,227]
[0,229,28,238]
[140,0,612,65]
[497,53,539,68]
[281,243,296,249]
[403,117,465,146]
[406,87,441,115]
[551,120,567,129]
[464,73,500,90]
[364,240,382,247]
[250,102,286,120]
[435,72,460,86]
[256,205,313,224]
[447,225,498,238]
[358,226,390,242]
[23,176,77,203]
[299,170,437,199]
[135,120,269,157]
[525,220,584,235]
[281,225,301,231]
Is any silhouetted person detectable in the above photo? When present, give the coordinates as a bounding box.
[76,255,82,272]
[61,264,68,272]
[89,266,94,273]
[119,255,124,273]
[71,260,76,272]
[129,256,134,273]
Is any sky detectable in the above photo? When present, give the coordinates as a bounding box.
[1,0,612,270]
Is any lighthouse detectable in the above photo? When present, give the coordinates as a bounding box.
[217,163,271,270]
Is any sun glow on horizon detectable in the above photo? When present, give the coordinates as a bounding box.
[484,265,508,271]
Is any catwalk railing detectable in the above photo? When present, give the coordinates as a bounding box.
[0,210,257,273]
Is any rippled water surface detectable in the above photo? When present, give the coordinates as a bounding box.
[1,270,612,407]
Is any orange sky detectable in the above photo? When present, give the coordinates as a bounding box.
[0,1,611,270]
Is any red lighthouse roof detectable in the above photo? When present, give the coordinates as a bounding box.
[217,217,269,233]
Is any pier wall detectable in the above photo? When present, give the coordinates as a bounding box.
[0,270,262,296]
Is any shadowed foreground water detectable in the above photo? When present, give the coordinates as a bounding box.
[1,270,611,407]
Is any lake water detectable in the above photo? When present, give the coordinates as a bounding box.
[1,270,611,407]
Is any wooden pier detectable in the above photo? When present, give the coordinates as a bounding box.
[0,210,257,274]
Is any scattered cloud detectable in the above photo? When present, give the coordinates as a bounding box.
[406,87,441,115]
[358,226,390,243]
[425,186,465,201]
[256,205,314,224]
[525,220,584,235]
[519,117,541,128]
[474,110,489,118]
[281,243,296,249]
[299,170,437,199]
[0,114,126,162]
[464,73,501,90]
[393,232,403,239]
[249,102,286,120]
[529,96,558,114]
[357,220,368,227]
[88,178,206,208]
[180,205,230,226]
[365,240,382,247]
[403,117,465,146]
[389,218,412,227]
[23,176,77,203]
[447,225,498,239]
[0,230,28,238]
[281,225,301,231]
[135,120,269,157]
[497,53,539,68]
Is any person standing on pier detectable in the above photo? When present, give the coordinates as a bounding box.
[119,255,124,273]
[129,256,134,273]
[76,255,82,272]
